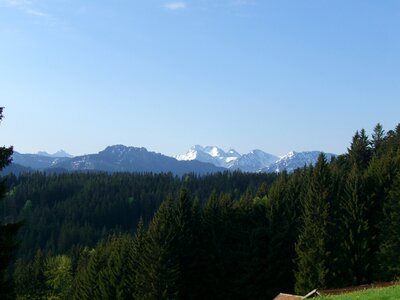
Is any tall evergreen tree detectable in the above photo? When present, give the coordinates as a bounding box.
[377,172,400,280]
[348,129,372,171]
[200,192,237,298]
[266,171,304,297]
[372,123,385,155]
[295,154,332,295]
[73,248,105,300]
[337,166,370,286]
[44,255,74,299]
[130,219,146,299]
[14,249,46,299]
[136,197,180,299]
[0,107,20,299]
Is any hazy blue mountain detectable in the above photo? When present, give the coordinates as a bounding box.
[0,163,32,176]
[36,150,74,158]
[51,145,224,176]
[12,152,71,170]
[232,150,279,172]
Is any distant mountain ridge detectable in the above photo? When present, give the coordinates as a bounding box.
[262,151,336,173]
[12,152,71,170]
[176,146,336,173]
[10,145,224,176]
[175,145,279,172]
[36,150,74,158]
[53,145,224,175]
[8,145,336,175]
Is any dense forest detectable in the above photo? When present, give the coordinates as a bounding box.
[1,123,400,299]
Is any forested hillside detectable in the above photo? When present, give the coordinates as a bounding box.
[2,123,400,299]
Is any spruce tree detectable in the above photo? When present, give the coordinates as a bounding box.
[0,107,20,299]
[73,248,104,300]
[295,154,332,295]
[267,171,303,297]
[44,255,74,299]
[377,172,400,280]
[348,129,372,171]
[337,166,370,286]
[136,197,180,299]
[131,218,146,299]
[372,123,385,155]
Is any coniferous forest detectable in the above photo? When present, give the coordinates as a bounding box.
[1,123,400,299]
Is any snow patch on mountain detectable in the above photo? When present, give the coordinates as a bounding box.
[37,150,74,158]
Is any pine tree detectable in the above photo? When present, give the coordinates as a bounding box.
[266,171,303,297]
[200,192,235,298]
[136,197,180,299]
[377,172,400,280]
[73,248,104,300]
[372,123,385,155]
[131,218,146,299]
[295,154,332,295]
[348,129,372,171]
[337,166,370,286]
[173,189,200,299]
[44,255,73,299]
[97,235,134,300]
[0,107,21,299]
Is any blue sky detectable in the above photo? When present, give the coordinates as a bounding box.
[1,0,399,157]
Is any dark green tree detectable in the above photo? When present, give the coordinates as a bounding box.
[14,249,46,299]
[0,107,20,299]
[295,154,332,295]
[372,123,385,154]
[377,172,400,280]
[337,166,370,286]
[131,219,146,299]
[266,171,304,297]
[348,129,372,171]
[135,197,180,299]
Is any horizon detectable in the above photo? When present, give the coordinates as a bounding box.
[2,1,399,157]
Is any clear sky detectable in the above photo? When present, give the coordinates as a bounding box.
[1,0,399,157]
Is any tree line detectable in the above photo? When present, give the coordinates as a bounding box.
[2,123,400,299]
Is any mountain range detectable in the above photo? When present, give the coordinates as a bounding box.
[5,145,336,176]
[175,145,279,172]
[176,146,335,173]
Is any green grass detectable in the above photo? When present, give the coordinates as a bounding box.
[320,284,400,300]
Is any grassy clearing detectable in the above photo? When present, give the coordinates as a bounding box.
[320,284,400,300]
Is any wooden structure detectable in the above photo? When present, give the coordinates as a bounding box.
[273,293,303,300]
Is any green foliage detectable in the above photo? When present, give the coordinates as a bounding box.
[336,166,370,285]
[295,154,333,294]
[44,255,73,299]
[0,107,20,299]
[14,249,46,299]
[377,172,400,280]
[136,197,180,299]
[0,171,275,261]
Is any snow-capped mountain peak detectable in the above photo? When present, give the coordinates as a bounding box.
[175,145,241,168]
[264,151,335,173]
[176,146,278,172]
[279,151,296,160]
